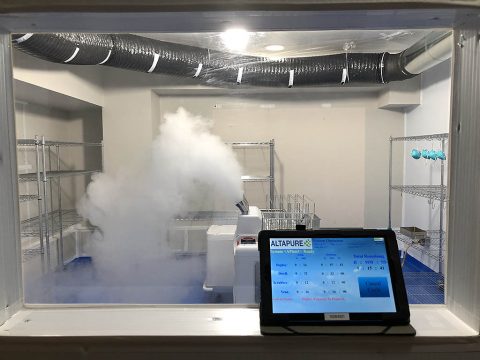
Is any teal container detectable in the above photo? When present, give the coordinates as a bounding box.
[436,150,446,160]
[411,149,421,159]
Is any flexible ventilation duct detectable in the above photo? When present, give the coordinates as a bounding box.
[11,32,451,87]
[402,32,453,75]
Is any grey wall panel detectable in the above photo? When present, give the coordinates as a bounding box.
[447,29,480,331]
[0,9,470,34]
[0,0,479,12]
[0,33,23,325]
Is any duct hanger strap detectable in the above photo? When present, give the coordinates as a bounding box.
[380,52,387,84]
[13,33,33,44]
[341,68,349,84]
[237,67,244,85]
[341,52,350,85]
[98,50,112,65]
[64,47,80,63]
[147,53,160,73]
[341,41,356,85]
[193,63,203,78]
[288,70,294,88]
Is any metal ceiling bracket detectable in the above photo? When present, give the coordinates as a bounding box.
[457,34,466,48]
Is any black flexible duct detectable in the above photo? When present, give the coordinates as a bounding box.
[12,33,415,87]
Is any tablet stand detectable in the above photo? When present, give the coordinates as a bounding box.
[261,324,416,335]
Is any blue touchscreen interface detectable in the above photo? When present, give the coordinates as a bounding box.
[270,237,397,314]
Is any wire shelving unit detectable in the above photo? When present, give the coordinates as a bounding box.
[388,133,448,278]
[228,139,275,208]
[19,194,38,202]
[240,175,274,182]
[389,133,449,142]
[390,185,448,202]
[395,230,446,262]
[17,135,102,269]
[18,139,103,147]
[20,209,89,237]
[18,169,100,182]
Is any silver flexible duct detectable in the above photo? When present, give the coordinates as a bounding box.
[11,31,452,87]
[402,32,453,75]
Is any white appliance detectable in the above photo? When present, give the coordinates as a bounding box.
[203,195,318,303]
[204,205,262,303]
[234,243,260,303]
[204,224,237,294]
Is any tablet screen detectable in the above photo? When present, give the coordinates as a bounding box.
[270,236,397,314]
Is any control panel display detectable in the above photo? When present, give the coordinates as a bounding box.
[270,237,397,314]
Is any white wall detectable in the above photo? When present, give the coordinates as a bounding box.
[13,49,105,219]
[15,101,103,221]
[364,108,404,228]
[13,51,105,107]
[101,67,198,174]
[13,51,104,252]
[401,60,451,270]
[157,93,404,228]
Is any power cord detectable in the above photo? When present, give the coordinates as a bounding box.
[401,238,423,268]
[401,242,413,268]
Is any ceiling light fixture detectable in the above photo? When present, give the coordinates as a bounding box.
[220,28,250,51]
[265,44,285,52]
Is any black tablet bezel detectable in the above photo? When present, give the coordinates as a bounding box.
[259,229,410,327]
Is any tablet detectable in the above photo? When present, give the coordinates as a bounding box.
[259,229,412,334]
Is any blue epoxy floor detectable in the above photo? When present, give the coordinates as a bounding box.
[402,255,444,304]
[26,254,444,304]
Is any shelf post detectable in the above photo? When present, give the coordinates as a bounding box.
[388,137,393,229]
[34,135,44,255]
[439,139,445,275]
[269,139,275,209]
[101,140,104,172]
[56,145,64,269]
[41,136,51,266]
[48,144,54,234]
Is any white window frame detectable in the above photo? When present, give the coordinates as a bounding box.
[0,8,479,339]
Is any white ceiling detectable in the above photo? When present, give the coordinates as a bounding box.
[138,29,444,58]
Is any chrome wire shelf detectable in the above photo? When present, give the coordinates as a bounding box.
[390,133,449,142]
[19,169,101,182]
[17,139,103,147]
[228,141,272,148]
[22,248,44,262]
[21,210,94,262]
[390,185,448,201]
[20,209,89,237]
[396,230,446,262]
[19,194,38,202]
[175,211,238,222]
[241,175,273,182]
